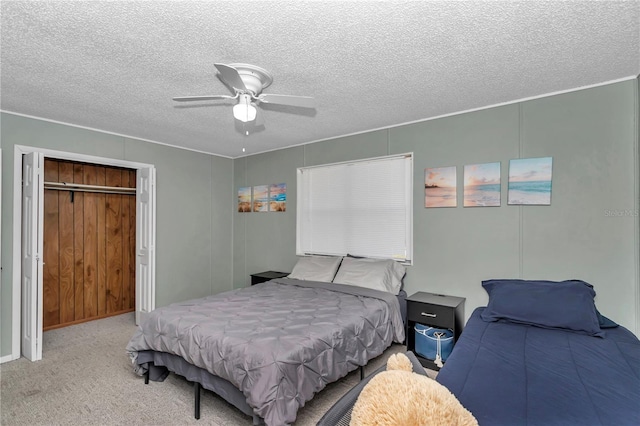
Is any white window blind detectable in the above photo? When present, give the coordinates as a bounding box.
[296,153,413,263]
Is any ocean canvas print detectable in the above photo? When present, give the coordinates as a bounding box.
[269,183,286,212]
[252,185,269,212]
[464,162,501,207]
[425,166,457,208]
[237,187,251,212]
[508,157,553,205]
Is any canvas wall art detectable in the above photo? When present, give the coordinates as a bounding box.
[507,157,553,205]
[269,183,287,212]
[464,162,501,207]
[425,166,457,208]
[252,185,269,212]
[237,187,251,212]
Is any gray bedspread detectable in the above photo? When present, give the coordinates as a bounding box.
[126,278,404,426]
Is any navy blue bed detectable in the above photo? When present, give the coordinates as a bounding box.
[437,307,640,426]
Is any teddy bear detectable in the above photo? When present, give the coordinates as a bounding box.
[350,353,478,426]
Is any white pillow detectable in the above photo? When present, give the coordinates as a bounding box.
[332,257,406,294]
[287,256,343,282]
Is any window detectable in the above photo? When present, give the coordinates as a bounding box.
[296,153,413,263]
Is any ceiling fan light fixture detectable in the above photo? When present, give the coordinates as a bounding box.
[173,63,314,131]
[233,94,257,122]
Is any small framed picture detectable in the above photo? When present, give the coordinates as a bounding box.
[425,166,457,208]
[269,183,286,212]
[237,187,251,212]
[252,185,269,212]
[508,157,553,205]
[464,162,501,207]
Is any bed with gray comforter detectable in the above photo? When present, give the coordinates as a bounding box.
[126,278,405,426]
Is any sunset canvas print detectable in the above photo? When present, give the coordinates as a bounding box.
[464,162,501,207]
[269,183,286,212]
[508,157,553,205]
[425,166,457,208]
[252,185,269,212]
[237,187,251,212]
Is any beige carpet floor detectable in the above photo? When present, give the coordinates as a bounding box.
[1,312,433,425]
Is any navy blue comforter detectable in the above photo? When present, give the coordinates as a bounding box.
[436,308,640,426]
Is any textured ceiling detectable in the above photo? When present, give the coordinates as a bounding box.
[1,1,639,159]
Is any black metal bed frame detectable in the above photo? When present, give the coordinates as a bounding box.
[143,362,366,421]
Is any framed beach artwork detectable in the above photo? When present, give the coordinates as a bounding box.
[269,183,286,212]
[425,166,457,208]
[464,162,501,207]
[252,185,269,212]
[237,186,252,212]
[507,157,553,205]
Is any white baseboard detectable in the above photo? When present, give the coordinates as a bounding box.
[0,353,20,364]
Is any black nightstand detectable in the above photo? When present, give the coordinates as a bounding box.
[406,291,465,371]
[250,271,289,285]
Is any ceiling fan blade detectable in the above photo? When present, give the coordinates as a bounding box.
[214,63,247,92]
[173,95,234,102]
[257,94,315,109]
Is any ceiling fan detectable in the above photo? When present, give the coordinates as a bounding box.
[173,63,315,128]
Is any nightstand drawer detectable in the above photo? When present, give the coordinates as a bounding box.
[407,303,453,329]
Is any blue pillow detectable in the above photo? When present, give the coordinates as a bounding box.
[596,310,619,328]
[481,279,604,337]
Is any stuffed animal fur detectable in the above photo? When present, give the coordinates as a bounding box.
[350,353,478,426]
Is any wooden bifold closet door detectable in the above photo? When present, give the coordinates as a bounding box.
[43,159,136,330]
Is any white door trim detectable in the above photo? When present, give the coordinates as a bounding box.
[9,145,156,362]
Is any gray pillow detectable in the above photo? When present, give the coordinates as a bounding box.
[332,257,406,294]
[287,256,343,282]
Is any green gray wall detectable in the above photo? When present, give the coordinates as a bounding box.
[233,80,640,335]
[2,79,638,359]
[0,113,234,358]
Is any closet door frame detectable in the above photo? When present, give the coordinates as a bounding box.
[10,145,156,362]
